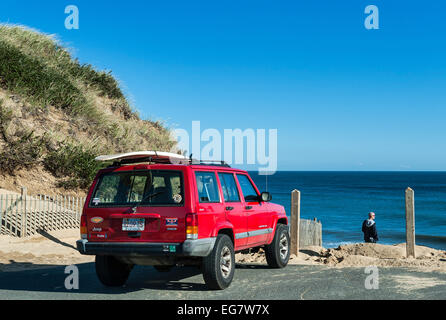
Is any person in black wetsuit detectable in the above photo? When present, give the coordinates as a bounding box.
[362,212,379,243]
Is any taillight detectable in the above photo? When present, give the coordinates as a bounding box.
[80,212,87,239]
[186,213,198,240]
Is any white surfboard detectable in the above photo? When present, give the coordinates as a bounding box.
[95,151,189,163]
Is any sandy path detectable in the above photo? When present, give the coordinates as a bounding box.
[0,229,94,272]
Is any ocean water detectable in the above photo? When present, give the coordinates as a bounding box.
[249,171,446,250]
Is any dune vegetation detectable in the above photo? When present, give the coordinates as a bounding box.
[0,25,175,193]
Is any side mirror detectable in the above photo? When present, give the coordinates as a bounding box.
[260,192,272,202]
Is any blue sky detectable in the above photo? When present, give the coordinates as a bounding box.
[1,1,445,171]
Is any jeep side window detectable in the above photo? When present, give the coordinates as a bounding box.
[195,171,220,203]
[218,173,240,202]
[236,174,259,202]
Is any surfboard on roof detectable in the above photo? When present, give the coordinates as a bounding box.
[95,151,188,162]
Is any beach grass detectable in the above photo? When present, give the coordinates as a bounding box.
[0,25,175,190]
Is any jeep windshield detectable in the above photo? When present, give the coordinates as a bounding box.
[90,170,184,207]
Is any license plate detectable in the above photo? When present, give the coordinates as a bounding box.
[122,218,145,231]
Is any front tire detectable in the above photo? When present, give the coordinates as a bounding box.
[202,234,235,290]
[265,224,290,268]
[95,255,133,287]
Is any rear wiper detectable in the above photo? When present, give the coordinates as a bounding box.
[131,191,167,212]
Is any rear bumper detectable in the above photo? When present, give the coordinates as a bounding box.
[76,237,216,257]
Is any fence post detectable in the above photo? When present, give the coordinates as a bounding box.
[21,187,27,237]
[38,194,42,232]
[318,220,322,246]
[0,194,3,234]
[290,189,301,256]
[405,187,416,258]
[4,195,8,234]
[14,194,19,237]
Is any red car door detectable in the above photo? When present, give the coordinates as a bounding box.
[236,174,273,246]
[217,172,248,249]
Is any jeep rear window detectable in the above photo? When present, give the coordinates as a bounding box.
[90,170,184,207]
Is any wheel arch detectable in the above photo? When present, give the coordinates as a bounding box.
[277,217,288,226]
[216,228,235,245]
[266,214,289,245]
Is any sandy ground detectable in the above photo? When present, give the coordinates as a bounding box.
[237,244,446,272]
[0,229,94,272]
[1,229,445,273]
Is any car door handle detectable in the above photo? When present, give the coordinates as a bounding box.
[245,206,253,210]
[225,206,234,211]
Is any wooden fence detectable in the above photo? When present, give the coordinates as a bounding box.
[300,218,322,247]
[290,189,323,255]
[0,190,85,238]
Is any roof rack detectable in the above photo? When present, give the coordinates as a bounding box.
[190,160,231,168]
[98,151,231,168]
[110,157,231,168]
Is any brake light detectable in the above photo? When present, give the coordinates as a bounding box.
[80,211,87,239]
[186,213,198,240]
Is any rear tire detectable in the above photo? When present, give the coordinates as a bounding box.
[95,255,133,287]
[265,224,290,268]
[202,234,235,290]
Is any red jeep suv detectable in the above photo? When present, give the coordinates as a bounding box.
[77,152,290,290]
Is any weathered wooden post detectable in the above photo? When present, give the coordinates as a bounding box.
[21,187,27,237]
[0,194,3,234]
[405,187,416,258]
[290,189,301,256]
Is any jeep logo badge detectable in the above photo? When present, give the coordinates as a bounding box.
[91,217,104,224]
